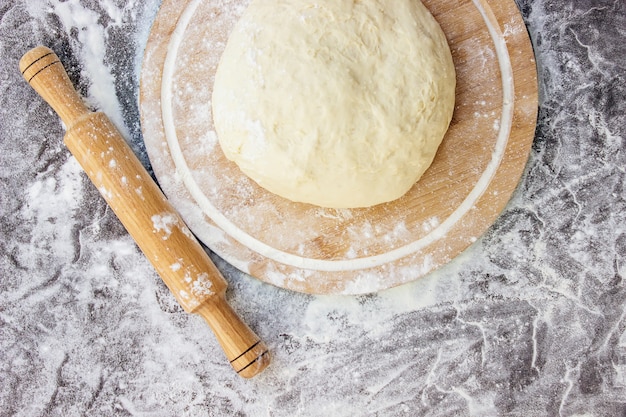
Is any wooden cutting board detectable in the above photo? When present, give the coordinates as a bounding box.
[139,0,538,295]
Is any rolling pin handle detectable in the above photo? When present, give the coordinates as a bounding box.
[19,46,90,129]
[195,296,271,378]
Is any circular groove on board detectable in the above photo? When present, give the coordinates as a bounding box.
[140,0,538,294]
[161,0,513,272]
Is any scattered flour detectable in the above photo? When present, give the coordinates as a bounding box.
[151,212,178,240]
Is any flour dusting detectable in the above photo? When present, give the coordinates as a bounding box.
[151,212,178,240]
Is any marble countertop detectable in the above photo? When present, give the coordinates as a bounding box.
[1,0,625,415]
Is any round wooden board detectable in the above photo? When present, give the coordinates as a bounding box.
[139,0,538,295]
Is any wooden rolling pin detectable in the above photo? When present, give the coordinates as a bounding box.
[20,46,270,378]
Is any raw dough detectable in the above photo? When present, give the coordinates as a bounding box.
[212,0,456,208]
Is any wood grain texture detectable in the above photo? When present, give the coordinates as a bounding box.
[140,0,538,294]
[20,46,270,378]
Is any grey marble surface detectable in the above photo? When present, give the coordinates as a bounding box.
[1,0,625,416]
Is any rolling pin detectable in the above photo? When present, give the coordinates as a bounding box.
[19,46,270,378]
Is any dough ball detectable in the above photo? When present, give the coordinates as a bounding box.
[212,0,455,208]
